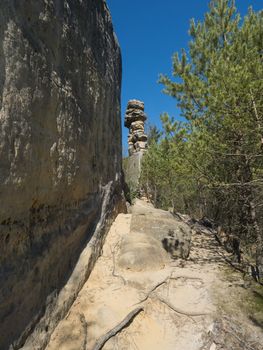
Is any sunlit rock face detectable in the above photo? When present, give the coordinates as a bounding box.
[0,1,124,348]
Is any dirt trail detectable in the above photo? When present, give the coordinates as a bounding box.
[46,200,263,350]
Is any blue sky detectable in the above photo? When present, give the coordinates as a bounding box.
[106,0,262,154]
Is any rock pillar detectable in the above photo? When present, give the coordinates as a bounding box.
[124,100,148,189]
[125,100,148,156]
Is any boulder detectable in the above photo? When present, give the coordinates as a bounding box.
[131,200,192,260]
[118,232,168,271]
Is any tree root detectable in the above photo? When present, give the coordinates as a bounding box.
[135,274,203,304]
[157,296,209,317]
[79,313,88,350]
[132,274,207,320]
[110,243,126,285]
[135,278,169,304]
[92,307,144,350]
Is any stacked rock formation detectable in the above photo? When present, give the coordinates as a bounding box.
[125,100,148,156]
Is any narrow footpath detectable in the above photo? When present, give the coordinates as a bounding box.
[46,200,263,350]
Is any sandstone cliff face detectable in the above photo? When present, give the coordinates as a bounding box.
[0,1,123,348]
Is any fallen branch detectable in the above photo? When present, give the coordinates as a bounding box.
[92,307,144,350]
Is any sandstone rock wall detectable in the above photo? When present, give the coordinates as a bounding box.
[0,1,124,349]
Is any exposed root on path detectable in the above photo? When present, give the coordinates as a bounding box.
[132,273,208,320]
[79,313,88,350]
[157,296,210,317]
[92,307,144,350]
[135,274,203,304]
[110,243,126,285]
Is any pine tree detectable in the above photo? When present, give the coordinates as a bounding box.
[142,0,263,266]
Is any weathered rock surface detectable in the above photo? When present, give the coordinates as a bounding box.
[118,232,168,271]
[117,200,192,273]
[123,151,144,189]
[162,229,191,259]
[0,1,124,349]
[131,200,192,259]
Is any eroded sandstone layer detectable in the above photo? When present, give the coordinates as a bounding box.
[0,1,124,349]
[124,100,148,190]
[125,100,148,156]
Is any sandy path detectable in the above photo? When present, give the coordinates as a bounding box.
[46,202,263,350]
